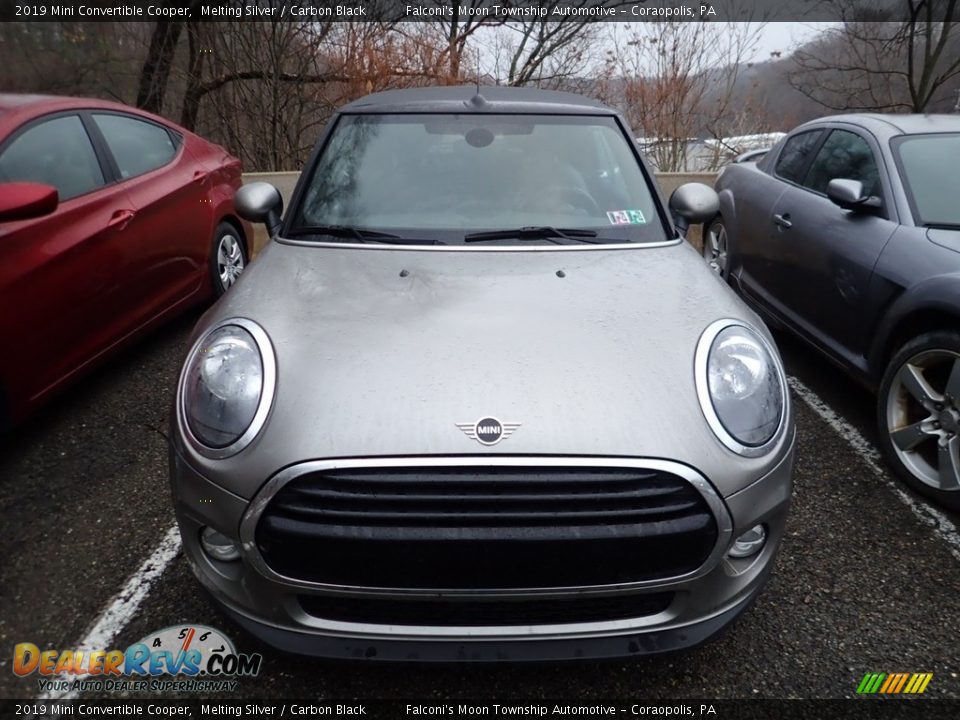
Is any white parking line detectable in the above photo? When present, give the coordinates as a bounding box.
[33,377,960,701]
[37,524,182,701]
[788,375,960,562]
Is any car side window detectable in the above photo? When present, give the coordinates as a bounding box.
[774,130,822,183]
[92,113,177,180]
[803,129,880,197]
[0,115,105,201]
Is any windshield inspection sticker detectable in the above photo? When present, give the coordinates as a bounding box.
[607,210,646,225]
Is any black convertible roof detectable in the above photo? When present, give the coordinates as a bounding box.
[339,85,615,115]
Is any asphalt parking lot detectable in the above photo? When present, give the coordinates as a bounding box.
[1,302,959,702]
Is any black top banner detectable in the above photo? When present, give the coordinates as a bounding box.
[5,700,960,720]
[0,0,945,24]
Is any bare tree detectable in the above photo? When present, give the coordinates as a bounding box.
[1,22,146,101]
[136,1,202,113]
[142,0,407,134]
[420,0,507,81]
[482,3,612,88]
[789,0,960,112]
[193,20,341,171]
[604,15,769,171]
[186,20,445,170]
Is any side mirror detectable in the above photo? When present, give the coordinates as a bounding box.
[669,182,720,233]
[235,182,283,236]
[0,182,58,222]
[827,178,882,212]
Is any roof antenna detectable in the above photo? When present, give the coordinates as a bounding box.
[467,47,487,108]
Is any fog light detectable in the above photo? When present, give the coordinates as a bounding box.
[728,524,766,558]
[200,527,241,562]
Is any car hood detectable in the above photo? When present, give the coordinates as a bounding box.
[184,240,792,499]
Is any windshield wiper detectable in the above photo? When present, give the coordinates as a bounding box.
[464,226,607,244]
[924,222,960,231]
[287,225,444,245]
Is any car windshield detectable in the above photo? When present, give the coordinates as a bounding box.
[290,113,667,245]
[894,133,960,228]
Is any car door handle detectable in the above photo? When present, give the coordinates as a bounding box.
[193,170,210,184]
[107,209,136,231]
[773,213,792,229]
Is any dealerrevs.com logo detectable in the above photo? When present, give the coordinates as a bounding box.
[14,625,262,693]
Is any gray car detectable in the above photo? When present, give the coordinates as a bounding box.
[711,114,960,510]
[169,86,795,661]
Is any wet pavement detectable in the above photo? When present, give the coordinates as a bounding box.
[1,307,958,701]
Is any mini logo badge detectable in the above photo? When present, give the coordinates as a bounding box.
[456,417,521,446]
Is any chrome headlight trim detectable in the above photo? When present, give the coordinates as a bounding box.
[178,317,277,459]
[695,318,788,457]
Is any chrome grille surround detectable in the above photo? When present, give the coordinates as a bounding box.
[239,456,734,600]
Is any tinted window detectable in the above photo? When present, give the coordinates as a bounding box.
[93,114,176,179]
[804,129,880,196]
[774,130,822,183]
[0,115,104,200]
[293,113,666,245]
[894,133,960,227]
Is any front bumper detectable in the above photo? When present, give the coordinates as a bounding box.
[170,447,793,661]
[218,588,760,661]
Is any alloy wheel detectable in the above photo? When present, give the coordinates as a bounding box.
[885,349,960,492]
[218,233,245,291]
[703,221,728,276]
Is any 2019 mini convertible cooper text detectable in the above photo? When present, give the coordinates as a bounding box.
[169,87,795,661]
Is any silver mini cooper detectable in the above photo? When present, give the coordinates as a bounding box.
[169,86,794,661]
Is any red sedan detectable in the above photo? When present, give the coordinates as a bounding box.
[0,94,252,428]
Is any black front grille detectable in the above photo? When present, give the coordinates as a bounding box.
[299,592,674,627]
[256,465,718,589]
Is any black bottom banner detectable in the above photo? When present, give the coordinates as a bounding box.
[4,700,960,720]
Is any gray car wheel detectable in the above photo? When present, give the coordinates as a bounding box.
[878,331,960,510]
[211,222,247,297]
[703,217,728,277]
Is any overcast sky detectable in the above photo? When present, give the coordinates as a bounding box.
[475,21,837,79]
[752,22,837,59]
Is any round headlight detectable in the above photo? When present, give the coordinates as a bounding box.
[181,320,274,456]
[696,321,786,455]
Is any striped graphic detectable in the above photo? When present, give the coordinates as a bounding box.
[856,672,933,694]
